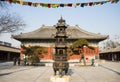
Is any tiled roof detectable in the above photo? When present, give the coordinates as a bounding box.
[12,25,108,40]
[100,46,120,53]
[0,45,20,53]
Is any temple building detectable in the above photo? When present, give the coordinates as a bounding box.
[0,41,20,61]
[100,46,120,61]
[12,18,108,61]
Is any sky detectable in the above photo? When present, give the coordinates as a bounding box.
[0,0,120,48]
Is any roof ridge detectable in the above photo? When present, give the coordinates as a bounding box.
[26,25,54,33]
[12,25,108,40]
[75,25,107,36]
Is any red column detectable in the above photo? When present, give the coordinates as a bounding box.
[47,45,53,60]
[95,46,99,55]
[20,48,24,59]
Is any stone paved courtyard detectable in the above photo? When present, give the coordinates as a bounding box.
[0,61,120,82]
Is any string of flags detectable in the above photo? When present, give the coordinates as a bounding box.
[0,0,119,8]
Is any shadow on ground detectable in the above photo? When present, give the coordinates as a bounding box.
[100,65,120,75]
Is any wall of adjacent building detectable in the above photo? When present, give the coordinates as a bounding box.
[20,40,100,62]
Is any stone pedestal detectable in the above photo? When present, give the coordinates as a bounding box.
[50,75,71,82]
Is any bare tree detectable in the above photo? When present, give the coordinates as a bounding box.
[105,40,120,48]
[0,1,25,34]
[0,13,25,33]
[101,38,120,50]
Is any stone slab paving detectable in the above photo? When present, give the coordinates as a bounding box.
[99,61,120,73]
[71,66,120,82]
[0,61,120,82]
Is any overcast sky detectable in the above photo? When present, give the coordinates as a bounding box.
[0,0,120,47]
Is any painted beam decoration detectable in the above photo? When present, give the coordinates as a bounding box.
[0,0,119,8]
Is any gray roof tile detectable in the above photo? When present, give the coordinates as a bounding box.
[12,25,108,40]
